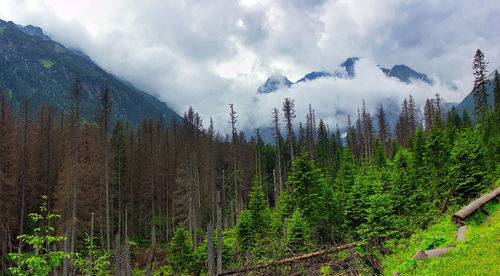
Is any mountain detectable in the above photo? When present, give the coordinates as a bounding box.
[296,71,332,83]
[257,57,432,94]
[0,19,180,126]
[257,74,293,94]
[381,64,432,84]
[340,57,359,78]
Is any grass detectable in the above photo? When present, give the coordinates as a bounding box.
[383,196,500,275]
[40,59,56,69]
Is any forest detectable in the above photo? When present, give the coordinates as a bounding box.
[0,49,499,275]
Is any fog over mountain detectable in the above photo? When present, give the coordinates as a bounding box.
[1,0,499,133]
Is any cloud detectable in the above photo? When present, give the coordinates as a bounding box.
[1,0,499,134]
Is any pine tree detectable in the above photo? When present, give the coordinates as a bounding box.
[462,110,472,129]
[286,209,309,254]
[169,227,194,273]
[271,108,283,198]
[424,98,435,132]
[377,104,390,156]
[315,119,331,170]
[282,98,296,163]
[472,49,489,118]
[449,130,486,204]
[493,69,500,119]
[284,153,335,242]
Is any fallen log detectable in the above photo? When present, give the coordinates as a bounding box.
[412,247,455,259]
[452,186,500,224]
[455,225,467,241]
[217,241,360,275]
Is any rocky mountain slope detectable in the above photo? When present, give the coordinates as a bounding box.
[0,19,180,126]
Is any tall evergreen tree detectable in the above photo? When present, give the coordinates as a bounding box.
[472,49,489,118]
[282,98,296,163]
[377,104,390,156]
[493,69,500,119]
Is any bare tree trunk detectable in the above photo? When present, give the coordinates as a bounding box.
[87,213,94,274]
[99,176,104,251]
[216,192,223,274]
[63,233,68,275]
[115,234,121,276]
[207,222,215,276]
[122,234,132,276]
[105,148,111,253]
[121,209,132,276]
[273,169,277,206]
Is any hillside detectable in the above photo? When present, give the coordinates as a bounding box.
[0,19,180,126]
[383,184,500,275]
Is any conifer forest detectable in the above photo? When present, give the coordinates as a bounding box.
[1,42,500,275]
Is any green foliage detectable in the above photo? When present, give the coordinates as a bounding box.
[8,195,70,276]
[373,137,387,167]
[449,129,486,204]
[319,265,333,275]
[237,177,272,253]
[39,59,55,69]
[168,227,194,273]
[236,209,255,252]
[286,209,309,254]
[283,152,336,242]
[247,179,271,237]
[461,110,472,129]
[73,232,111,275]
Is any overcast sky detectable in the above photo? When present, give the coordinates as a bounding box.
[1,0,499,133]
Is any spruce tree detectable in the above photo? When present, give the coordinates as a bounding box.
[493,69,500,118]
[286,209,309,254]
[169,227,194,273]
[284,153,335,241]
[472,49,489,118]
[449,130,486,204]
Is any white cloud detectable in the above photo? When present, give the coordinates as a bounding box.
[1,0,499,134]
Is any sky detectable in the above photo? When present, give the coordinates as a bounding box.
[1,0,499,133]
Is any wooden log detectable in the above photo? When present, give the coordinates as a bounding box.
[217,241,359,275]
[413,247,455,259]
[452,186,500,224]
[456,225,467,241]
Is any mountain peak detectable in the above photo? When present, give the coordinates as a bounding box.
[384,64,432,84]
[257,74,293,94]
[13,22,50,40]
[296,71,332,83]
[340,57,359,78]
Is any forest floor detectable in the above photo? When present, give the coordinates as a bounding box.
[382,187,500,275]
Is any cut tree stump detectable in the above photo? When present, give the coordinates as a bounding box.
[452,186,500,224]
[413,247,455,259]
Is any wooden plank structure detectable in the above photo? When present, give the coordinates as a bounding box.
[218,241,360,275]
[451,186,500,224]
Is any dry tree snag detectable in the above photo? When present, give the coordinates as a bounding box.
[218,241,359,275]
